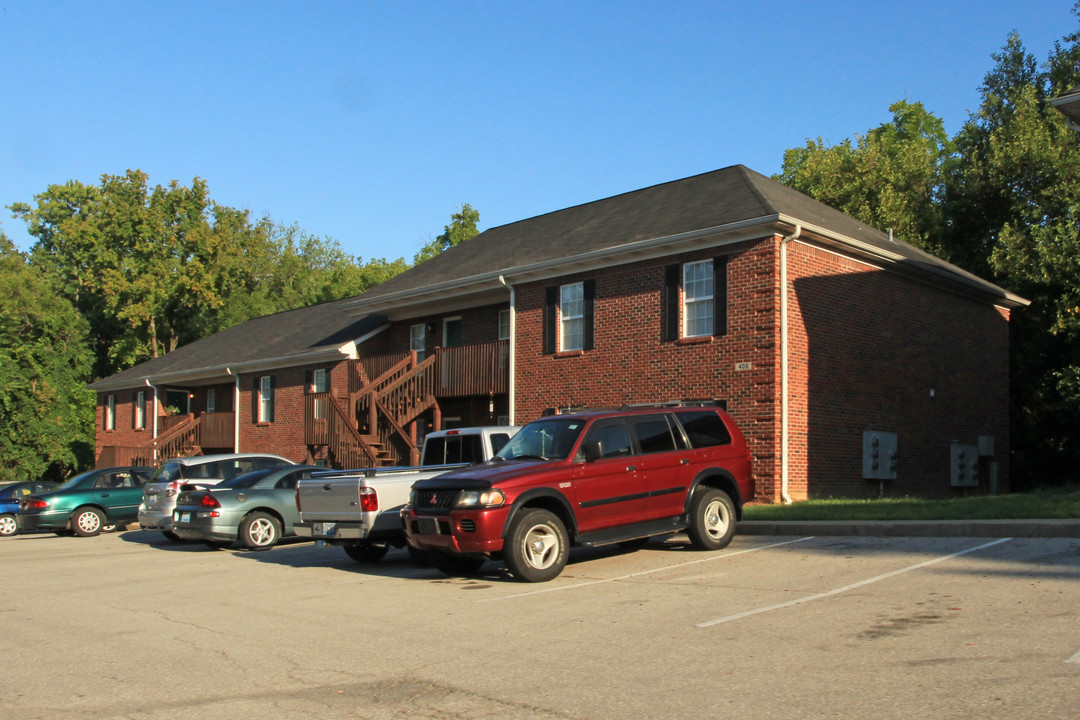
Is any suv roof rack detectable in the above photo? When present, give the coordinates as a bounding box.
[543,400,726,416]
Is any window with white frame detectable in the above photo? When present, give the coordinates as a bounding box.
[560,282,584,351]
[410,323,426,362]
[312,368,329,420]
[258,376,273,423]
[498,309,510,341]
[105,394,115,431]
[682,260,714,338]
[207,388,216,414]
[134,391,146,430]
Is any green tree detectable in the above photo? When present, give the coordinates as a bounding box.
[947,22,1080,487]
[413,203,480,264]
[0,230,95,482]
[776,100,953,257]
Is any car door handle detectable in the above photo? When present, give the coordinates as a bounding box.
[100,493,110,497]
[626,465,636,472]
[680,458,690,465]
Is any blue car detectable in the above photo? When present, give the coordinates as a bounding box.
[0,481,61,536]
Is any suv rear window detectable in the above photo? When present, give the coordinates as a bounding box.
[677,410,732,447]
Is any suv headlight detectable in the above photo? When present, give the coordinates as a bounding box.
[453,489,506,509]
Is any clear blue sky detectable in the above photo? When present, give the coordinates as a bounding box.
[1,1,1075,261]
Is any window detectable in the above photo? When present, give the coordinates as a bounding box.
[134,391,146,430]
[683,260,713,338]
[207,389,216,414]
[561,283,584,351]
[312,368,329,420]
[677,410,732,447]
[258,376,274,423]
[544,280,595,354]
[629,415,685,454]
[410,323,426,362]
[105,395,115,431]
[664,257,728,341]
[583,419,633,458]
[498,309,511,341]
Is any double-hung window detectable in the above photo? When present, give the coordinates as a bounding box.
[683,260,714,338]
[258,376,274,423]
[560,282,585,352]
[134,391,146,430]
[105,394,115,431]
[312,368,329,420]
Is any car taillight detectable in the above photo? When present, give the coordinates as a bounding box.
[165,481,180,497]
[295,485,302,512]
[23,498,48,510]
[200,494,221,509]
[359,487,378,512]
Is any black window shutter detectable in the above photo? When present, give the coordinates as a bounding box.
[663,264,680,342]
[583,279,595,350]
[304,370,313,393]
[713,256,728,337]
[252,377,260,423]
[543,286,557,355]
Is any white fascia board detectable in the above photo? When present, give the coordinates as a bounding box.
[778,214,1030,308]
[344,215,787,319]
[89,344,357,392]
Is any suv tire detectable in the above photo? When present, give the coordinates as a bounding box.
[344,542,389,563]
[504,508,569,582]
[686,487,735,551]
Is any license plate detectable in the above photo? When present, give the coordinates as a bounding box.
[177,512,190,523]
[315,522,336,536]
[418,517,440,535]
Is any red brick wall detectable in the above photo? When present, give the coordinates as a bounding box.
[510,234,1011,502]
[785,240,1010,499]
[361,303,506,358]
[513,237,782,500]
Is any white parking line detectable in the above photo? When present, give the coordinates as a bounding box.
[1068,651,1080,664]
[696,537,1013,628]
[478,537,815,603]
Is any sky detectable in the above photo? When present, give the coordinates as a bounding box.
[1,1,1076,261]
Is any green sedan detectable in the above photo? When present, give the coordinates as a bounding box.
[171,465,322,550]
[17,467,155,537]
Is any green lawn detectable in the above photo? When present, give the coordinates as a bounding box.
[742,485,1080,521]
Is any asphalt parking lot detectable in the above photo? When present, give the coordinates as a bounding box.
[2,528,1078,720]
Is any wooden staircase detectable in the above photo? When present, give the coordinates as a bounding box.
[308,352,441,469]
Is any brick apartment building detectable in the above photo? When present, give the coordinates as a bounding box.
[90,165,1027,501]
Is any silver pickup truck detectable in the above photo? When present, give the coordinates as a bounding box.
[293,426,519,562]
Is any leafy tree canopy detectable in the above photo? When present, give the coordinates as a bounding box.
[0,230,94,482]
[413,203,480,264]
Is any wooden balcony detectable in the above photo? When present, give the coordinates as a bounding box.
[435,340,509,397]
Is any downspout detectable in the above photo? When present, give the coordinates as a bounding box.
[779,225,802,505]
[227,368,240,453]
[498,275,516,425]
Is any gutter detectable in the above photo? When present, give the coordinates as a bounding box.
[779,225,802,505]
[227,368,240,452]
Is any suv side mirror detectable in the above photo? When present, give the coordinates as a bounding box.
[583,441,603,463]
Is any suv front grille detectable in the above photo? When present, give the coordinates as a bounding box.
[412,489,458,512]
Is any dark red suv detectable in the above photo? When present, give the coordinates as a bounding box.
[404,405,753,582]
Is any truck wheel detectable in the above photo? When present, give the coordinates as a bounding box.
[344,542,389,563]
[71,507,105,537]
[406,544,431,566]
[429,550,486,577]
[504,508,569,582]
[686,487,736,551]
[239,512,281,550]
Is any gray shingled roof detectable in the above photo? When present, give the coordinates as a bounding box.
[348,164,1023,309]
[89,298,385,390]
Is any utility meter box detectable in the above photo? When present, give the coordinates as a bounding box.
[863,431,898,481]
[950,443,980,487]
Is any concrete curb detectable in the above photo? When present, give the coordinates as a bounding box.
[739,519,1080,538]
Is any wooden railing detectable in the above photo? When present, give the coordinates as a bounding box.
[154,414,201,460]
[304,392,382,468]
[97,446,154,469]
[435,340,509,397]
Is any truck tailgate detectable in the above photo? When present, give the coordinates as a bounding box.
[296,475,366,523]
